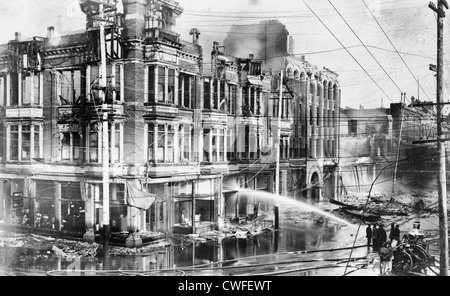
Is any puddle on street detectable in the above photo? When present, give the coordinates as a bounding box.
[0,221,345,275]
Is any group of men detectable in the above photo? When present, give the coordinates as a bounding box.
[365,222,401,275]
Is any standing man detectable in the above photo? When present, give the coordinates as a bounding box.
[391,224,401,247]
[372,224,380,250]
[366,224,373,248]
[378,224,387,247]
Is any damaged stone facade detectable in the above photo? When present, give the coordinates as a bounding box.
[0,0,341,244]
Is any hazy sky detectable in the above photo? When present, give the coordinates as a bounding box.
[0,0,448,111]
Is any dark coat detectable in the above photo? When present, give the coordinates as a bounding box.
[366,226,373,239]
[378,227,387,245]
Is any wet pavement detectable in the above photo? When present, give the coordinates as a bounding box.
[0,204,444,276]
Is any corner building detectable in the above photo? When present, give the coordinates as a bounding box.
[0,1,341,243]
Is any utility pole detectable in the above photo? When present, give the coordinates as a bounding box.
[392,93,405,194]
[429,0,449,276]
[99,2,110,259]
[274,70,283,231]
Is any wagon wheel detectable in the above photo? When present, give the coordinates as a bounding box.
[410,245,430,274]
[392,249,413,275]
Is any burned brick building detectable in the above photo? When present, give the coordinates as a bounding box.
[340,98,443,194]
[0,1,342,244]
[222,20,341,206]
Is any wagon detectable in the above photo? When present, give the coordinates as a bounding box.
[392,224,435,275]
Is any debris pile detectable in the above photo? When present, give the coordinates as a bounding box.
[332,190,438,224]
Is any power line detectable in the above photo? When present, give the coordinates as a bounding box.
[361,0,433,102]
[302,0,395,103]
[328,0,403,97]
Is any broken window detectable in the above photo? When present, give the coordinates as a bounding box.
[58,70,81,105]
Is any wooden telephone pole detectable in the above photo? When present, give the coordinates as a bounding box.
[429,0,449,276]
[274,70,283,231]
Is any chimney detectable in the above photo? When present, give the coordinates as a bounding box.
[47,26,55,38]
[289,36,294,55]
[15,32,21,41]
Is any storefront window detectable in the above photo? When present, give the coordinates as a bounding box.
[35,198,55,229]
[61,183,85,233]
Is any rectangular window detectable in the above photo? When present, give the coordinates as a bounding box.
[220,80,226,112]
[8,124,41,162]
[227,128,235,160]
[10,126,19,161]
[228,84,236,114]
[212,80,218,110]
[21,125,31,160]
[349,120,357,135]
[211,131,217,162]
[115,65,121,102]
[168,69,175,104]
[317,107,320,126]
[148,123,177,163]
[157,125,165,162]
[148,123,155,161]
[10,73,19,106]
[204,79,211,109]
[183,125,190,161]
[219,129,225,161]
[148,66,155,102]
[89,124,99,162]
[273,98,279,118]
[73,132,81,160]
[203,129,210,162]
[59,70,82,105]
[113,124,120,163]
[250,87,255,115]
[167,125,175,163]
[61,131,81,161]
[107,123,121,163]
[22,75,32,105]
[61,133,70,160]
[158,67,165,102]
[179,73,194,109]
[0,76,4,107]
[20,73,40,106]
